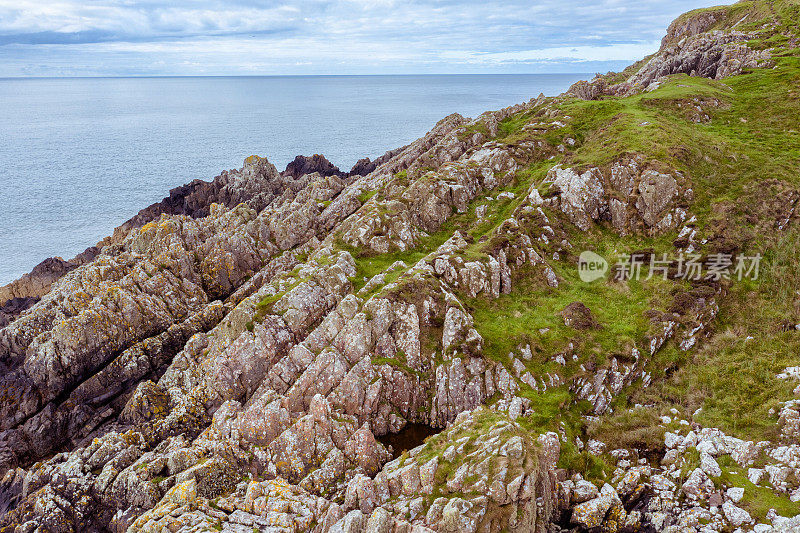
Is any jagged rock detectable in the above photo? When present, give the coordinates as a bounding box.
[545,166,606,231]
[376,411,558,532]
[572,479,600,503]
[545,158,687,236]
[571,484,621,529]
[722,500,754,527]
[0,5,796,531]
[567,77,607,100]
[0,297,39,328]
[350,146,406,177]
[0,256,77,304]
[110,155,294,241]
[283,153,343,179]
[700,452,722,478]
[682,468,712,499]
[727,487,745,503]
[331,509,366,533]
[636,170,679,227]
[0,257,79,324]
[571,8,774,100]
[365,506,393,533]
[620,29,773,94]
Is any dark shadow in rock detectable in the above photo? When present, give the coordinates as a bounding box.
[0,297,39,328]
[377,423,441,459]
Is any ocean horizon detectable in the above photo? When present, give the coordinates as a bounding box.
[1,73,593,78]
[0,73,588,285]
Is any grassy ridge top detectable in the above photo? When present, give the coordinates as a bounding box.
[669,0,800,39]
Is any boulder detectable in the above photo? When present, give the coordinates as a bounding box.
[722,501,754,527]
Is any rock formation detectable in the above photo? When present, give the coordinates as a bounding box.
[282,154,343,180]
[1,1,799,532]
[568,4,774,100]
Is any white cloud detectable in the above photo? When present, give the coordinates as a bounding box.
[0,0,734,76]
[443,41,662,64]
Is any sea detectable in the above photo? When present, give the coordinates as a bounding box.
[0,74,587,285]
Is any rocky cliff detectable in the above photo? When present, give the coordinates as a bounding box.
[2,1,800,532]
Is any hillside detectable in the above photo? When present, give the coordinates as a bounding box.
[1,1,800,531]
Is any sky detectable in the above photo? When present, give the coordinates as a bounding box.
[0,0,734,77]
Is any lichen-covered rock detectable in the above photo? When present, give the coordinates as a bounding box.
[571,483,622,530]
[544,165,606,231]
[570,8,774,100]
[0,5,797,531]
[374,409,559,533]
[722,500,754,527]
[619,29,773,94]
[543,157,689,236]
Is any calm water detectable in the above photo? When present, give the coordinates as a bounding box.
[0,74,585,285]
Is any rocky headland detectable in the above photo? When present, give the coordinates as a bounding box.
[2,1,800,532]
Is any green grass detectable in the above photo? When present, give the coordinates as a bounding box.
[500,32,800,446]
[668,2,772,38]
[555,397,617,483]
[547,52,800,232]
[466,226,681,370]
[584,41,798,439]
[323,0,800,472]
[347,232,448,293]
[680,447,702,478]
[645,226,800,440]
[254,288,293,319]
[670,332,798,440]
[357,190,378,204]
[586,406,667,453]
[496,111,538,144]
[716,456,800,521]
[558,442,614,485]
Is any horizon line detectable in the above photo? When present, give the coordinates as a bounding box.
[0,72,596,80]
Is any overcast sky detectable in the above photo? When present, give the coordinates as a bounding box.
[0,0,733,77]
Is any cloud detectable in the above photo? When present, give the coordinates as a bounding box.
[442,41,663,64]
[0,0,734,76]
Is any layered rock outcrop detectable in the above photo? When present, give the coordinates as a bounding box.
[618,30,773,95]
[542,157,691,235]
[0,149,375,314]
[568,7,774,99]
[282,154,343,179]
[0,99,574,532]
[1,4,799,532]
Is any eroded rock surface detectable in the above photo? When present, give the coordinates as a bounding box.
[1,5,798,532]
[568,7,773,99]
[542,157,690,235]
[0,104,572,531]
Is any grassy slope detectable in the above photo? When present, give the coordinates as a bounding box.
[577,11,800,441]
[571,1,800,515]
[333,0,800,511]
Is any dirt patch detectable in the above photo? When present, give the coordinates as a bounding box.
[561,302,600,330]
